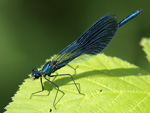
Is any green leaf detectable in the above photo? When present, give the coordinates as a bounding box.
[5,53,150,113]
[140,37,150,62]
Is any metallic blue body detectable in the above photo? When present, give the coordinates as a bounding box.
[118,9,142,27]
[39,61,58,77]
[32,9,142,79]
[41,62,52,76]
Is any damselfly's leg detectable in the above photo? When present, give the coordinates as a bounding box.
[50,74,84,95]
[44,76,59,109]
[30,77,44,99]
[67,64,78,75]
[67,64,76,70]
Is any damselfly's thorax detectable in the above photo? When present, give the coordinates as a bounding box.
[32,61,59,79]
[49,61,58,68]
[40,61,59,75]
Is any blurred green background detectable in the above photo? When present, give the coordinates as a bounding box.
[1,0,150,112]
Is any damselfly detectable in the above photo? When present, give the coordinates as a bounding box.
[31,9,142,109]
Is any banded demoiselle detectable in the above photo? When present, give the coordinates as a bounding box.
[31,9,142,109]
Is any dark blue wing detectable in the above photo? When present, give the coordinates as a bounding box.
[52,14,118,67]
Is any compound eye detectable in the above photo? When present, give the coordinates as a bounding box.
[34,73,40,79]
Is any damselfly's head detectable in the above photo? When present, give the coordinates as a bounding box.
[32,68,41,79]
